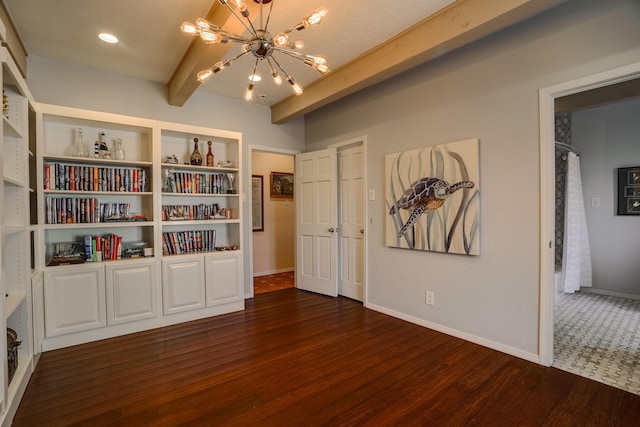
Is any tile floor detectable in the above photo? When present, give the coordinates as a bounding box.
[554,291,640,395]
[253,271,295,295]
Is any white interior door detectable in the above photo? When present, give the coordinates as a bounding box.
[338,145,365,301]
[295,148,338,296]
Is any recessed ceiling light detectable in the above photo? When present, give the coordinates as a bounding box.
[249,74,261,82]
[98,33,119,44]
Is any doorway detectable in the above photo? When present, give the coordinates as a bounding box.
[249,146,299,297]
[539,63,640,370]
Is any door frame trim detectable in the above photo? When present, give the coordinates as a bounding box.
[538,62,640,366]
[329,136,368,305]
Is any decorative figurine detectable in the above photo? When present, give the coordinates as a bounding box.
[164,155,178,164]
[226,173,236,194]
[162,169,173,192]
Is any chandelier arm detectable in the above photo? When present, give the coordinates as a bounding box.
[268,55,292,79]
[250,57,260,78]
[262,0,275,35]
[229,49,252,63]
[214,26,252,43]
[215,49,252,71]
[221,2,258,39]
[271,46,307,61]
[266,57,277,73]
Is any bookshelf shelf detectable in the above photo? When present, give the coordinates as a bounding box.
[43,221,155,230]
[4,291,26,319]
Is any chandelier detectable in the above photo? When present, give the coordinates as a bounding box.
[181,0,330,102]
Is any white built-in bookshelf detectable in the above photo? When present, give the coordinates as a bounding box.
[34,106,244,351]
[0,44,35,424]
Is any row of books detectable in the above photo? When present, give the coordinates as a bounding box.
[44,162,148,192]
[162,230,216,255]
[161,204,225,221]
[165,171,227,194]
[84,234,123,262]
[45,198,145,224]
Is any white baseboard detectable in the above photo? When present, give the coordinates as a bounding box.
[365,302,540,364]
[253,268,294,277]
[581,287,640,301]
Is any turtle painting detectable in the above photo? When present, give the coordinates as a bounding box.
[389,177,474,237]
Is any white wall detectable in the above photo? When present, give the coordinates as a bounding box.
[573,98,640,297]
[24,55,305,295]
[251,151,294,275]
[304,0,640,357]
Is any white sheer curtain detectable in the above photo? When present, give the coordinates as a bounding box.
[561,152,592,293]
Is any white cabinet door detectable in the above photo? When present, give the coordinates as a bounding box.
[44,265,106,337]
[105,261,158,325]
[205,251,243,307]
[162,256,205,315]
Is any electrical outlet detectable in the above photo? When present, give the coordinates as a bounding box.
[425,291,434,306]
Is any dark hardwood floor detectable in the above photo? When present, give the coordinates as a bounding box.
[13,289,640,426]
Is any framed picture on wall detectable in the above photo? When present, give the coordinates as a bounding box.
[270,172,294,198]
[252,175,264,231]
[617,167,640,215]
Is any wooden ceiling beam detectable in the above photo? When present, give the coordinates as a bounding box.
[167,1,262,107]
[270,0,565,124]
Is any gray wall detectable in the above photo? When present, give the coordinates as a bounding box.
[573,98,640,297]
[304,0,640,356]
[24,55,306,296]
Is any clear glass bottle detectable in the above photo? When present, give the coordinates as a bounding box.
[206,140,214,167]
[113,138,125,160]
[190,138,203,166]
[72,127,89,157]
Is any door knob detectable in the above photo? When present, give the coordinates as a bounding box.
[360,228,365,234]
[328,227,336,233]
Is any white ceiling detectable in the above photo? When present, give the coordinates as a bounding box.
[4,0,455,106]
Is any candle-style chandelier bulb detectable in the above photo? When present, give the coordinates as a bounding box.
[302,8,327,28]
[195,18,212,30]
[200,30,222,44]
[180,22,198,34]
[229,0,249,17]
[197,69,214,82]
[244,84,254,101]
[273,33,289,48]
[287,77,303,95]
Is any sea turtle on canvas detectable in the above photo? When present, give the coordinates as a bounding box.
[389,177,474,237]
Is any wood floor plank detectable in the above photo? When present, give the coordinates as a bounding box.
[12,288,640,426]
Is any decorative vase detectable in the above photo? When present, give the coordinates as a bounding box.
[206,141,214,167]
[98,132,110,158]
[113,138,125,160]
[190,138,202,166]
[72,127,89,157]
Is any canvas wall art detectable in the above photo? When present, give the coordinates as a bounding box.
[385,138,480,255]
